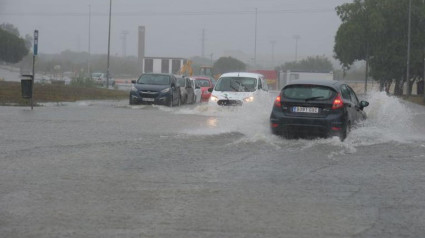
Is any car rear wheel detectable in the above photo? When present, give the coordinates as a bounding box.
[339,121,350,141]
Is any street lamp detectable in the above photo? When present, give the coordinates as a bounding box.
[270,40,276,68]
[254,8,258,66]
[88,4,91,77]
[406,0,412,95]
[106,0,112,88]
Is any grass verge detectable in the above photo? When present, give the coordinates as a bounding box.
[401,95,425,106]
[0,81,128,106]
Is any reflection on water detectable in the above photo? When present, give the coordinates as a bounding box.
[207,117,217,128]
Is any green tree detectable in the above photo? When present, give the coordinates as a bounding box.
[334,0,425,95]
[213,56,246,74]
[0,28,29,63]
[276,56,333,73]
[0,23,20,36]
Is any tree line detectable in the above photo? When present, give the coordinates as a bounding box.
[334,0,425,95]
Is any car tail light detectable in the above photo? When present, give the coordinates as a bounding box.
[274,95,282,107]
[332,93,343,110]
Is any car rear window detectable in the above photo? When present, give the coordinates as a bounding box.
[195,79,210,87]
[282,85,336,100]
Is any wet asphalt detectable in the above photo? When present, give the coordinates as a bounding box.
[1,97,425,238]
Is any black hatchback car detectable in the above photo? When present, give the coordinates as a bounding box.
[129,73,181,107]
[270,80,369,141]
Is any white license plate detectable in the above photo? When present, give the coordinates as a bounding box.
[292,106,319,113]
[142,98,155,102]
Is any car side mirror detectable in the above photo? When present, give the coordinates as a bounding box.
[131,80,136,84]
[208,87,213,92]
[359,101,369,110]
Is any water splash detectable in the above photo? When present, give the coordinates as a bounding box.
[177,90,425,154]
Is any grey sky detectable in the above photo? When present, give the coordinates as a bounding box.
[0,0,351,65]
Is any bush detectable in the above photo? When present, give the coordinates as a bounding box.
[70,77,96,88]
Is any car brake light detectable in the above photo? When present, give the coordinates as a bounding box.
[332,93,343,109]
[274,95,281,107]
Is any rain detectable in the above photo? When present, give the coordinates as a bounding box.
[1,0,425,237]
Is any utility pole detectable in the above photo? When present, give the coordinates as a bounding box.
[32,30,39,110]
[201,28,205,57]
[121,30,129,57]
[406,0,412,96]
[293,35,300,62]
[270,40,276,68]
[106,0,112,88]
[88,4,91,76]
[254,8,258,66]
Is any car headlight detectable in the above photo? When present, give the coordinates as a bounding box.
[210,95,218,102]
[161,88,170,93]
[243,96,254,102]
[131,84,138,92]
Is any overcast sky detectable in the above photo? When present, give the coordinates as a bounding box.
[0,0,351,65]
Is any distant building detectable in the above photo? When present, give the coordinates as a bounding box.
[138,26,145,75]
[142,57,187,74]
[137,25,187,75]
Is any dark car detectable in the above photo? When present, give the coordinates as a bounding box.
[270,80,369,141]
[129,73,181,107]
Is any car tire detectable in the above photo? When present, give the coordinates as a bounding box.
[168,96,173,107]
[129,96,135,105]
[339,121,350,141]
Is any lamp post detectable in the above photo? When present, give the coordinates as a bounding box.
[270,40,276,68]
[32,30,38,110]
[406,0,412,96]
[254,8,258,66]
[106,0,112,88]
[88,4,91,77]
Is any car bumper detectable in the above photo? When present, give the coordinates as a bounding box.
[129,91,171,105]
[201,93,211,102]
[270,110,345,138]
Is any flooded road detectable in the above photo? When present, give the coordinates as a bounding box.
[1,92,425,238]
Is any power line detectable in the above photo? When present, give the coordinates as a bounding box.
[1,8,334,17]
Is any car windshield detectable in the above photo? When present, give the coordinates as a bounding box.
[137,74,170,85]
[91,73,103,78]
[214,77,257,92]
[195,79,210,87]
[282,85,336,100]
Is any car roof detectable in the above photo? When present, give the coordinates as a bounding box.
[143,73,173,76]
[284,79,343,90]
[220,72,263,79]
[191,76,211,80]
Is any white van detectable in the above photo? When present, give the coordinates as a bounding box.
[208,72,268,106]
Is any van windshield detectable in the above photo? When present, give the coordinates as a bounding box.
[137,74,170,85]
[214,77,257,92]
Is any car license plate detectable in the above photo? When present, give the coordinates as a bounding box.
[292,106,319,113]
[142,98,154,102]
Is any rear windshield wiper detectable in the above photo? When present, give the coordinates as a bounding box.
[304,96,324,101]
